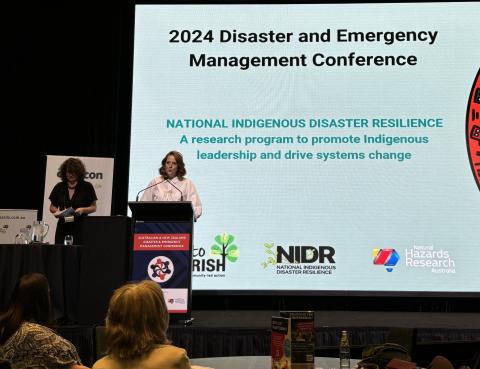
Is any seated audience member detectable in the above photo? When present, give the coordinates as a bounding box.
[428,356,455,369]
[0,273,87,369]
[92,280,191,369]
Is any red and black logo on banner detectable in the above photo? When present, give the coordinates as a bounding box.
[467,68,480,191]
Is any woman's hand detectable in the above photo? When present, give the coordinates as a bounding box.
[76,202,97,216]
[50,204,60,218]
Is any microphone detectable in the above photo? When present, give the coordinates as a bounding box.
[135,179,166,202]
[166,179,183,201]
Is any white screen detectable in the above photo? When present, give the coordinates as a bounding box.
[129,3,480,293]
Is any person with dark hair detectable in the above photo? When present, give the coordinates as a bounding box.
[0,273,87,369]
[92,280,191,369]
[140,151,202,219]
[49,157,98,244]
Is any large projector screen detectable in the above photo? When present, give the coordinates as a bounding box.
[128,3,480,294]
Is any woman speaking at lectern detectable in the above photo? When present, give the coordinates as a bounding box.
[140,151,202,219]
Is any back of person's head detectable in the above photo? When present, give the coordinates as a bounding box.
[105,280,170,361]
[428,356,454,369]
[0,273,52,344]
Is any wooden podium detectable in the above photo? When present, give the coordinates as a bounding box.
[128,201,194,322]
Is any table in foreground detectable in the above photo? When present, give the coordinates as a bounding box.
[191,356,359,369]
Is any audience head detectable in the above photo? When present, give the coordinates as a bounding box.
[428,356,454,369]
[58,157,87,182]
[0,273,52,344]
[105,280,170,361]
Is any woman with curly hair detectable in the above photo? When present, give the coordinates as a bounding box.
[49,157,97,244]
[92,280,191,369]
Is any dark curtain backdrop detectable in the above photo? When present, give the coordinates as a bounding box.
[2,1,133,215]
[3,1,480,312]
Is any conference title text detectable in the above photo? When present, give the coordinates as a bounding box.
[168,28,439,70]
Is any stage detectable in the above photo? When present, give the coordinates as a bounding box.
[61,310,480,367]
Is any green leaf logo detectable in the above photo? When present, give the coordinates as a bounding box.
[210,244,222,255]
[211,232,239,263]
[261,242,277,268]
[226,244,238,262]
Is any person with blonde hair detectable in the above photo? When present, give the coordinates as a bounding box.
[92,280,191,369]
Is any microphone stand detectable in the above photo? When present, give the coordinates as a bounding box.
[135,179,166,201]
[166,179,184,201]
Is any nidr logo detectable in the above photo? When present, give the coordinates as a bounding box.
[277,246,335,264]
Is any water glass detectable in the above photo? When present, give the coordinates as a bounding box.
[15,233,26,244]
[64,235,74,245]
[14,228,30,244]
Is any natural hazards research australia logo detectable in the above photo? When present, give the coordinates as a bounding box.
[261,242,336,275]
[192,232,239,277]
[148,256,174,283]
[405,244,456,274]
[373,248,400,272]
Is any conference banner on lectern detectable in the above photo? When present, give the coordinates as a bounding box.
[128,3,480,294]
[131,222,192,314]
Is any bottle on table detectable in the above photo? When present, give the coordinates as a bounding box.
[339,330,350,369]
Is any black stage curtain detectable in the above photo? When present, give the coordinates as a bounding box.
[169,327,272,359]
[3,1,133,215]
[0,244,82,323]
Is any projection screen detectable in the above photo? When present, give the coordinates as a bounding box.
[128,3,480,294]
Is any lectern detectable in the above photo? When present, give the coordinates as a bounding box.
[128,201,194,322]
[78,216,130,325]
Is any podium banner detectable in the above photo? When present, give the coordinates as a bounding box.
[132,222,192,314]
[42,155,114,244]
